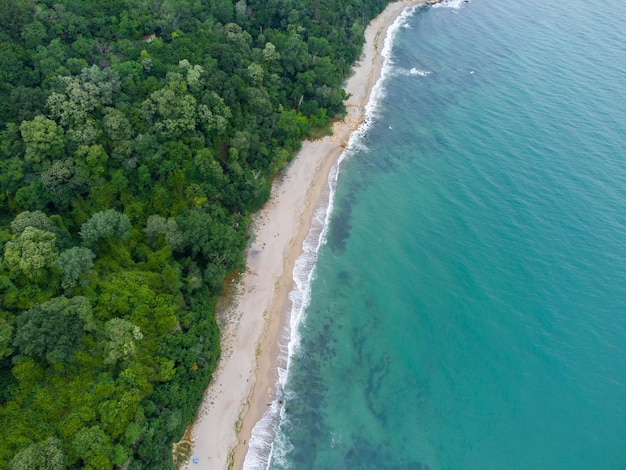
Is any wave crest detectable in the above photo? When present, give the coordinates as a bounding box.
[432,0,469,9]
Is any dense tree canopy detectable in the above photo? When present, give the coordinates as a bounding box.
[0,0,392,467]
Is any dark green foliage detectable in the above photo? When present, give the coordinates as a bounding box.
[0,0,391,466]
[0,311,13,359]
[13,296,93,365]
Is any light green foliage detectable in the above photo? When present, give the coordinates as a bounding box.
[142,83,197,139]
[3,227,57,278]
[178,59,205,93]
[262,42,281,62]
[71,426,112,470]
[80,65,121,105]
[47,78,100,127]
[95,271,156,320]
[247,62,264,85]
[10,210,55,234]
[9,437,67,470]
[144,215,184,251]
[13,296,93,364]
[151,294,179,335]
[53,246,95,288]
[235,0,248,23]
[103,318,143,365]
[98,390,143,439]
[103,108,133,142]
[197,91,232,135]
[47,66,121,127]
[75,144,108,177]
[19,115,65,166]
[65,118,102,146]
[80,209,131,246]
[118,363,154,396]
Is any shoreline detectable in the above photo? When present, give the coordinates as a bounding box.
[182,2,430,468]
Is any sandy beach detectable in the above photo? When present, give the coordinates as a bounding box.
[182,1,430,468]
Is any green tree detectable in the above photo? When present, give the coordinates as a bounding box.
[0,0,33,40]
[14,179,51,212]
[19,115,65,167]
[79,65,121,106]
[198,91,232,136]
[13,296,93,365]
[9,86,47,123]
[80,209,131,246]
[0,42,29,85]
[98,390,143,440]
[10,210,56,235]
[142,82,198,140]
[74,144,109,178]
[281,32,310,75]
[102,108,133,142]
[3,227,57,279]
[145,215,184,251]
[53,246,96,288]
[9,437,66,470]
[0,310,14,359]
[178,59,205,93]
[41,158,89,208]
[46,67,120,129]
[103,318,143,365]
[71,426,112,470]
[65,119,102,146]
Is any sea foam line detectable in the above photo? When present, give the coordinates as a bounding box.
[242,5,421,469]
[432,0,467,9]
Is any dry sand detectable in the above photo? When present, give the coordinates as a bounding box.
[182,1,431,468]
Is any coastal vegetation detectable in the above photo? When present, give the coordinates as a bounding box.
[0,0,391,467]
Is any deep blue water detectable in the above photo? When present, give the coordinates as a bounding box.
[255,0,626,468]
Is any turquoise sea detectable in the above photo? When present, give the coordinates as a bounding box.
[246,0,626,468]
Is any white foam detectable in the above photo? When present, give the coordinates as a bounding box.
[432,0,468,9]
[410,67,432,76]
[243,6,417,470]
[243,396,282,469]
[394,67,432,77]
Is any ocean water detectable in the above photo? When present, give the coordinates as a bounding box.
[245,0,626,468]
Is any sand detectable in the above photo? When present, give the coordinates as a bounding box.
[182,1,432,468]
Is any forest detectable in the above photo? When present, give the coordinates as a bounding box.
[0,0,390,467]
